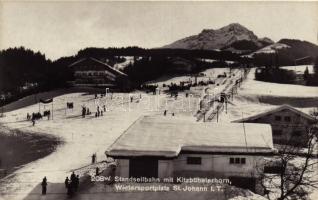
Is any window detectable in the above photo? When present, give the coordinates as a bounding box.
[273,130,283,136]
[284,116,291,122]
[275,116,281,121]
[187,157,201,165]
[230,157,246,165]
[292,131,301,137]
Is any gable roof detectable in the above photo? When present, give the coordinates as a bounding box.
[233,104,317,123]
[106,116,274,158]
[68,57,128,76]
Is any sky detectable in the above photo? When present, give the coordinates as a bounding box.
[1,1,317,60]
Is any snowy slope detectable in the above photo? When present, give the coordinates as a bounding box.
[248,43,290,57]
[239,68,318,98]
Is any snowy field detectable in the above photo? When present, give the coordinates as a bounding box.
[239,68,318,98]
[0,67,248,200]
[216,67,318,122]
[0,87,209,199]
[113,56,135,70]
[0,66,317,200]
[145,67,232,86]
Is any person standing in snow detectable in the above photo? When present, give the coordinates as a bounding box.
[74,175,79,191]
[96,167,99,176]
[70,172,76,183]
[67,181,73,197]
[92,153,96,164]
[64,177,69,188]
[41,176,47,195]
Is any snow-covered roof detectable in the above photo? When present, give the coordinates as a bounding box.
[106,116,275,158]
[69,57,128,76]
[232,104,317,123]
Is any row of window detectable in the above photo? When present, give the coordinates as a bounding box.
[275,115,291,122]
[77,72,105,76]
[186,157,246,165]
[229,157,246,164]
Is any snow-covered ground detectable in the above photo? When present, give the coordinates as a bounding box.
[113,56,135,70]
[0,87,210,199]
[0,92,148,199]
[1,66,317,200]
[248,43,290,57]
[145,67,232,86]
[239,68,318,98]
[216,67,318,123]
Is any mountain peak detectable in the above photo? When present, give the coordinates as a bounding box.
[222,23,248,30]
[163,23,269,53]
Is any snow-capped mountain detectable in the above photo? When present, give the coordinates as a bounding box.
[163,23,274,53]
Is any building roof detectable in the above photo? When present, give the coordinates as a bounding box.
[106,116,274,158]
[68,57,128,76]
[232,104,317,123]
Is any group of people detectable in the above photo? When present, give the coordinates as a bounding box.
[65,172,80,197]
[95,105,106,117]
[81,106,91,118]
[40,173,80,197]
[27,112,45,126]
[163,110,175,116]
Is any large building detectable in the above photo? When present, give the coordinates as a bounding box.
[68,57,130,89]
[106,116,275,193]
[233,105,317,146]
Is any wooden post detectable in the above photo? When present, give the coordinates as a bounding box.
[231,88,234,101]
[216,107,219,123]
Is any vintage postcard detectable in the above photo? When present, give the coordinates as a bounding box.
[0,1,318,200]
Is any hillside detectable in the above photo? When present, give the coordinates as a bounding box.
[163,23,274,53]
[278,39,318,61]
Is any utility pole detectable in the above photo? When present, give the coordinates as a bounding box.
[225,97,228,114]
[216,107,219,123]
[231,88,234,101]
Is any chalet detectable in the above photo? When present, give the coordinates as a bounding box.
[233,105,317,146]
[106,116,275,193]
[68,57,130,90]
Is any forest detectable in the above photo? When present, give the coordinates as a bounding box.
[0,45,317,106]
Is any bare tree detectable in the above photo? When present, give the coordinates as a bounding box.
[260,125,318,200]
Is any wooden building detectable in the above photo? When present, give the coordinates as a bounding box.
[106,116,275,193]
[68,57,130,90]
[233,105,317,146]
